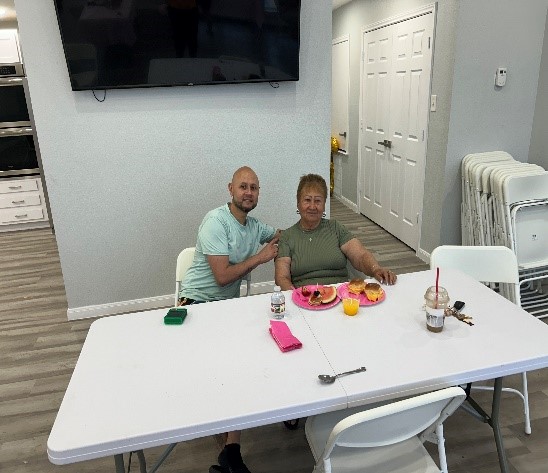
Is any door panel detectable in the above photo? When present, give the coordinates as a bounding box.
[360,27,392,224]
[359,11,434,250]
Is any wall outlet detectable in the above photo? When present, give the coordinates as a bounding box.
[495,67,507,87]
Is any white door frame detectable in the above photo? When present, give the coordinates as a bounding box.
[357,3,437,254]
[332,34,350,154]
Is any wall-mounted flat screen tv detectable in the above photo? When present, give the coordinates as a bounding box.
[53,0,301,91]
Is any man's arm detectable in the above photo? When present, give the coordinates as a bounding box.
[341,238,397,285]
[207,236,279,287]
[275,256,294,290]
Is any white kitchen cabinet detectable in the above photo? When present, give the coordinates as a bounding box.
[0,176,50,231]
[0,29,21,64]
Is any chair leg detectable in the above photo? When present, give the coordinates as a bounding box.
[522,372,532,435]
[435,424,448,473]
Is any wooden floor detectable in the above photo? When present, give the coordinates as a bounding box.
[1,200,547,473]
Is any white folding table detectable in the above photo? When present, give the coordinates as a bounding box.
[48,269,548,473]
[302,269,548,472]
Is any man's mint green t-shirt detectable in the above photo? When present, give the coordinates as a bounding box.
[180,204,275,301]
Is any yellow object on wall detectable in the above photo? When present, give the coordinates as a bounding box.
[331,137,339,154]
[330,137,339,197]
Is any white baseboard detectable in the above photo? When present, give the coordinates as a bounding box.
[417,248,430,264]
[67,294,175,320]
[67,282,277,320]
[336,195,358,213]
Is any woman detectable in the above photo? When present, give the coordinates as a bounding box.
[275,174,397,290]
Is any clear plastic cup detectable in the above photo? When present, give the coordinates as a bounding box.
[342,297,360,316]
[424,286,450,332]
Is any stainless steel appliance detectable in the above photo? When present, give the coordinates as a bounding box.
[0,126,39,177]
[0,75,31,128]
[0,57,38,176]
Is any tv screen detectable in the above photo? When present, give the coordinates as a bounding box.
[53,0,301,91]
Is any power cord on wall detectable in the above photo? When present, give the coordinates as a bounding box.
[92,89,107,102]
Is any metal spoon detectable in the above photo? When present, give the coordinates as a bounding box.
[318,366,367,384]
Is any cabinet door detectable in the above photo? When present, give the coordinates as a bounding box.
[0,29,21,64]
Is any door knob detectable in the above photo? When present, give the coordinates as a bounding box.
[338,131,347,138]
[377,139,392,149]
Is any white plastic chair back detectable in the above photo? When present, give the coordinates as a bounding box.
[175,247,196,305]
[305,386,465,473]
[430,245,520,304]
[429,245,531,434]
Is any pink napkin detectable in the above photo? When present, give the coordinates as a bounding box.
[269,320,302,352]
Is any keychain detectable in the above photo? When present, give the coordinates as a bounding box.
[445,301,474,326]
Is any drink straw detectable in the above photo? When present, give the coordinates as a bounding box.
[435,267,440,308]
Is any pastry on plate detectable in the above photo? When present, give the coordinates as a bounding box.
[308,290,323,306]
[364,282,384,302]
[348,278,366,295]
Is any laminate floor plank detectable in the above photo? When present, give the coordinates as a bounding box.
[1,202,547,473]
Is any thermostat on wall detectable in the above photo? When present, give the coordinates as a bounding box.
[495,67,507,87]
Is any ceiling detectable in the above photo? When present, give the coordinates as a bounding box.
[0,0,16,22]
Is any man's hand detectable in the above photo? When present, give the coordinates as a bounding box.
[257,236,279,264]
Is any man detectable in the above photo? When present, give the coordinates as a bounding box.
[179,166,278,473]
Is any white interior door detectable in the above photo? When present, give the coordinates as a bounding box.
[359,26,393,226]
[359,10,434,250]
[332,36,349,152]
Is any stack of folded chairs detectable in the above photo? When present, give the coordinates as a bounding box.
[461,151,548,319]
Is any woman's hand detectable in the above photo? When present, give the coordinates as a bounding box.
[342,239,397,285]
[372,266,397,285]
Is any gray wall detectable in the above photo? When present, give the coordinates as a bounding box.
[441,0,548,245]
[332,0,460,255]
[333,0,548,253]
[14,0,331,310]
[529,11,548,170]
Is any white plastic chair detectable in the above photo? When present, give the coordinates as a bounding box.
[305,386,466,473]
[175,247,251,305]
[175,247,197,306]
[430,245,531,434]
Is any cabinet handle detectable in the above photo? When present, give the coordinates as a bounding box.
[8,185,23,190]
[15,214,28,218]
[12,200,26,204]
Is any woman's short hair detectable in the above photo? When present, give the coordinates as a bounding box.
[297,174,327,201]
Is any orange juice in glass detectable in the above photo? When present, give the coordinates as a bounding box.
[342,297,359,316]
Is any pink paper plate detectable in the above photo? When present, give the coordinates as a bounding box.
[337,282,386,306]
[291,287,340,310]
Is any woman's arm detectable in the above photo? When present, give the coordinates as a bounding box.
[341,238,397,285]
[275,256,295,290]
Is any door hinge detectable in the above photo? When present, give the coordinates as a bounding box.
[417,212,420,224]
[422,130,425,142]
[428,37,431,49]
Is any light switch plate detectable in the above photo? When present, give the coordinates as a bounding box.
[495,67,507,87]
[430,95,437,111]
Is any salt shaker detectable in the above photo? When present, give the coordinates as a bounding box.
[424,286,450,332]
